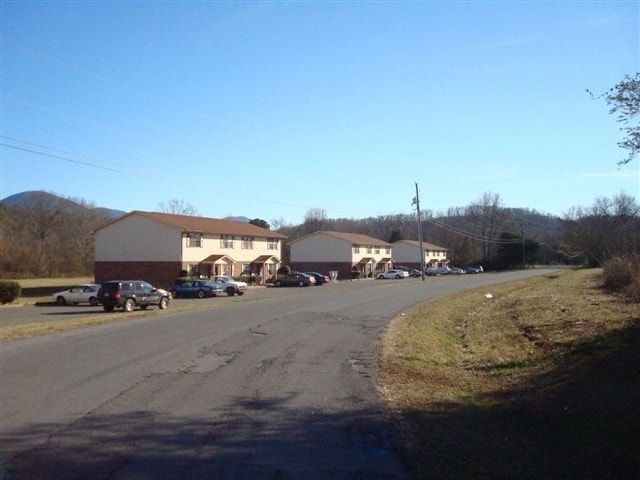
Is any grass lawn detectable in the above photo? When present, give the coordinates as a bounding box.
[379,269,640,480]
[3,277,95,305]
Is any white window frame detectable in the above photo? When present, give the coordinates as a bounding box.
[241,236,254,249]
[187,233,202,248]
[221,235,234,249]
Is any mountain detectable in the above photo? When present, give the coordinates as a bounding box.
[0,191,126,218]
[224,215,250,223]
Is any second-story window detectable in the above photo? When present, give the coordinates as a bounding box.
[375,246,380,254]
[386,247,391,254]
[267,238,279,250]
[366,245,373,254]
[221,235,234,249]
[187,233,202,248]
[354,244,360,253]
[241,236,254,249]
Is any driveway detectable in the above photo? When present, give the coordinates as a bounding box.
[0,269,558,479]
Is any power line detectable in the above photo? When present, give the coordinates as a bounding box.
[1,37,218,123]
[426,218,521,244]
[0,137,374,217]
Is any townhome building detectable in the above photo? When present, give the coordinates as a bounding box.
[94,211,286,287]
[392,239,448,269]
[289,231,393,280]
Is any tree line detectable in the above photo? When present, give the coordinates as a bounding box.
[0,191,637,278]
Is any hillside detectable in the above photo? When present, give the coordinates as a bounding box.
[0,191,126,218]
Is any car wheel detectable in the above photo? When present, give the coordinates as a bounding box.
[159,297,169,309]
[123,298,135,312]
[56,296,66,305]
[197,290,205,298]
[89,297,98,306]
[275,281,282,287]
[395,274,402,279]
[298,281,305,287]
[103,304,115,312]
[226,287,236,296]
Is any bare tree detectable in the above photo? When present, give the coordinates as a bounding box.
[302,208,328,234]
[589,73,639,166]
[466,192,510,263]
[563,192,640,266]
[158,199,198,216]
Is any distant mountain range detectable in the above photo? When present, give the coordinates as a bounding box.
[1,191,126,219]
[0,191,251,222]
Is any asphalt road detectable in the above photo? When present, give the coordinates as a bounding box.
[0,269,558,479]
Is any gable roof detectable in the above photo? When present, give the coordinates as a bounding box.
[291,230,392,247]
[394,239,448,251]
[97,211,287,239]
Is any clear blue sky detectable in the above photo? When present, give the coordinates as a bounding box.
[1,1,638,225]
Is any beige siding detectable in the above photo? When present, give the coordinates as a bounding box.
[95,215,181,261]
[182,235,281,263]
[393,240,448,265]
[290,234,351,262]
[353,245,393,264]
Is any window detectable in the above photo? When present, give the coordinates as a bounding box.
[366,245,373,254]
[221,235,234,249]
[187,233,202,248]
[354,244,360,253]
[375,246,380,254]
[241,236,254,249]
[385,247,391,254]
[267,238,279,250]
[241,264,251,275]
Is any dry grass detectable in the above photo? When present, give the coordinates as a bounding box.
[379,269,640,479]
[2,277,95,305]
[0,310,154,342]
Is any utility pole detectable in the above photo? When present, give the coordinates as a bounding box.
[520,224,526,267]
[413,182,426,281]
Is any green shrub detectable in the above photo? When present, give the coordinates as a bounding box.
[277,265,291,276]
[0,281,21,304]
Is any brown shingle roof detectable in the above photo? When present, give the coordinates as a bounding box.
[394,239,448,251]
[101,211,287,239]
[294,230,392,247]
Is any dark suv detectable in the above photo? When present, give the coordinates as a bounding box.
[97,280,170,312]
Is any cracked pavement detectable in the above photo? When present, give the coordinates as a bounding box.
[1,270,557,479]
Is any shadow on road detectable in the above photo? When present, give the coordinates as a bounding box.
[2,395,408,479]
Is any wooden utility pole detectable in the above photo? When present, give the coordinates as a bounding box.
[413,182,426,281]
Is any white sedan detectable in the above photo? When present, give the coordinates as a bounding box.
[377,270,409,279]
[52,284,101,306]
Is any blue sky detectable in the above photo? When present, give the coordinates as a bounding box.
[1,1,638,225]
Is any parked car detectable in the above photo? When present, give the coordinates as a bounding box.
[271,272,315,287]
[465,265,484,274]
[449,267,465,275]
[97,280,170,312]
[408,269,422,277]
[425,266,451,276]
[305,272,330,285]
[52,283,101,306]
[211,276,247,296]
[168,279,223,298]
[377,269,409,279]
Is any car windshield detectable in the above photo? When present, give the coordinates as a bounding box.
[100,283,119,293]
